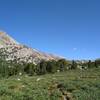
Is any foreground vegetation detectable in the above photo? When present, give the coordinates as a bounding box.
[0,56,100,100]
[0,68,100,100]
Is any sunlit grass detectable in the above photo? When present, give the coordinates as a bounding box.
[0,68,100,100]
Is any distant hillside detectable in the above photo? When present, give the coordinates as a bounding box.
[0,31,62,64]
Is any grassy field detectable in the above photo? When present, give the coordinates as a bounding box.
[0,68,100,100]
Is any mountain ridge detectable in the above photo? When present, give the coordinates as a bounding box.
[0,31,62,64]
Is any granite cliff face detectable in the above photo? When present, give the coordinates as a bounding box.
[0,32,19,47]
[0,32,61,64]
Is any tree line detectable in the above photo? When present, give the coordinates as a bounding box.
[0,58,100,77]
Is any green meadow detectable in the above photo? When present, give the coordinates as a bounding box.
[0,68,100,100]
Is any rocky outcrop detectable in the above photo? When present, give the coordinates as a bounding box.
[0,31,61,64]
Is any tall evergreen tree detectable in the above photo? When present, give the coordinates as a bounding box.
[46,60,57,73]
[57,59,69,71]
[71,60,77,69]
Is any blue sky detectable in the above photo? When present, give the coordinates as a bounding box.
[0,0,100,60]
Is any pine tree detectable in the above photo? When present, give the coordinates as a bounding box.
[71,60,77,69]
[46,60,57,73]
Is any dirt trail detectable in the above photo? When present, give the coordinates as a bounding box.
[48,82,73,100]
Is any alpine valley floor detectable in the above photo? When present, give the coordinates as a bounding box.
[0,68,100,100]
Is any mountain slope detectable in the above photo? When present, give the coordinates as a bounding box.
[0,31,62,64]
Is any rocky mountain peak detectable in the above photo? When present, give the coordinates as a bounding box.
[0,31,19,48]
[0,31,62,64]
